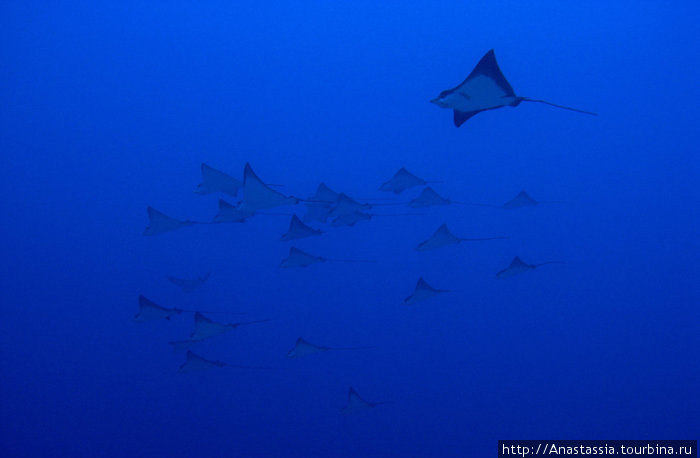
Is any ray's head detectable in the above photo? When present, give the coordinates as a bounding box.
[430,91,451,108]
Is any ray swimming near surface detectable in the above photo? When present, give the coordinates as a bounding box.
[403,277,450,305]
[195,163,243,196]
[496,256,566,278]
[286,337,375,358]
[280,215,323,241]
[279,247,376,268]
[238,163,298,212]
[431,49,597,127]
[416,223,508,251]
[189,312,269,341]
[178,350,270,373]
[340,387,389,415]
[379,167,440,194]
[166,271,211,293]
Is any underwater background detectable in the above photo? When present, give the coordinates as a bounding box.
[1,1,698,456]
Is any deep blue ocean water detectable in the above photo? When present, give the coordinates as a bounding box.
[1,1,698,456]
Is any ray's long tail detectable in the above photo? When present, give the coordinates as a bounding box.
[533,261,567,268]
[521,97,598,116]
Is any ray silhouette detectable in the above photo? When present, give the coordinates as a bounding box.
[238,163,298,212]
[304,183,339,223]
[340,387,388,415]
[416,223,508,251]
[408,187,451,208]
[134,295,245,323]
[143,206,200,236]
[379,167,438,194]
[328,193,373,219]
[134,295,184,322]
[214,199,255,223]
[502,190,567,209]
[178,350,268,373]
[195,163,243,196]
[286,337,375,358]
[403,277,450,305]
[166,271,211,293]
[281,215,322,241]
[496,256,566,278]
[431,49,597,127]
[279,247,376,268]
[190,312,269,341]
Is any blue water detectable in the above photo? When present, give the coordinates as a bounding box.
[1,2,698,456]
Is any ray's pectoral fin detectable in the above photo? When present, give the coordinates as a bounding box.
[453,110,481,127]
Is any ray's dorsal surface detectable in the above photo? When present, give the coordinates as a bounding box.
[431,49,597,127]
[328,193,372,219]
[503,190,539,209]
[496,256,565,278]
[189,312,269,341]
[239,163,298,212]
[166,271,211,293]
[143,206,196,236]
[304,183,339,223]
[408,187,451,208]
[379,168,428,194]
[178,350,268,373]
[134,295,183,322]
[340,387,387,415]
[403,277,449,305]
[417,223,508,251]
[279,247,325,268]
[280,215,322,241]
[195,163,242,196]
[286,337,375,358]
[280,247,375,267]
[214,199,255,223]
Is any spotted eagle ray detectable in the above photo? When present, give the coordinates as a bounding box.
[502,190,567,209]
[178,350,269,373]
[403,277,449,305]
[431,49,597,127]
[189,312,269,341]
[304,183,340,223]
[195,163,242,196]
[286,337,375,358]
[379,168,440,194]
[143,206,201,236]
[166,271,211,293]
[239,163,298,212]
[328,193,373,219]
[280,215,323,241]
[279,247,375,268]
[340,387,389,414]
[214,199,255,223]
[416,223,508,251]
[134,295,184,322]
[496,256,566,278]
[134,295,245,322]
